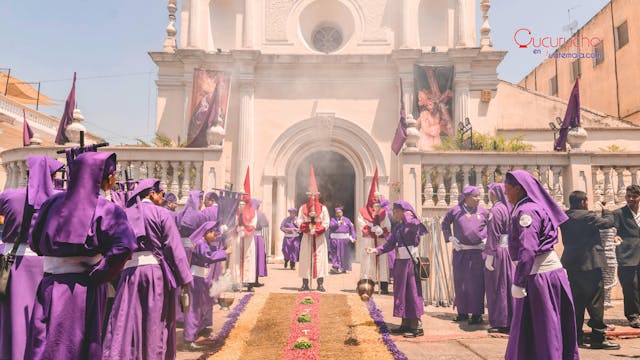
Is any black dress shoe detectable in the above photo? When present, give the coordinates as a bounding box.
[487,327,509,334]
[468,315,483,325]
[246,285,254,292]
[253,282,264,287]
[590,340,621,350]
[453,314,469,322]
[197,327,213,337]
[317,285,326,292]
[390,326,409,334]
[402,328,424,338]
[284,260,289,269]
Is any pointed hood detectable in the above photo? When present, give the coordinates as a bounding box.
[303,165,322,217]
[239,166,255,223]
[242,166,251,203]
[359,168,380,223]
[308,165,319,194]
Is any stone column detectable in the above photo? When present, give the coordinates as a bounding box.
[236,81,255,189]
[455,0,467,47]
[243,0,255,48]
[274,177,286,260]
[454,63,471,128]
[187,0,201,48]
[262,179,273,258]
[401,0,411,48]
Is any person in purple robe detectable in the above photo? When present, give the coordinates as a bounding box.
[483,183,514,334]
[504,170,579,360]
[442,185,489,325]
[0,156,63,360]
[163,192,178,211]
[102,178,193,360]
[183,221,230,350]
[280,208,301,270]
[367,201,426,338]
[173,190,204,324]
[201,191,219,222]
[328,207,356,274]
[26,152,137,360]
[251,199,269,287]
[176,190,206,259]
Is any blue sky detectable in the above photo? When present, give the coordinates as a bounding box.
[0,0,610,144]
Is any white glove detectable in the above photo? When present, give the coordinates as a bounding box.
[449,236,462,251]
[484,255,494,271]
[238,231,245,238]
[371,225,381,234]
[511,285,527,299]
[349,236,355,243]
[374,227,383,236]
[220,225,228,233]
[309,227,316,235]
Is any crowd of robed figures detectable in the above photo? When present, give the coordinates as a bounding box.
[1,148,637,359]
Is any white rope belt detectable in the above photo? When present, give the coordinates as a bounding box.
[1,242,39,257]
[330,233,351,239]
[283,234,299,238]
[43,254,103,274]
[396,245,419,260]
[123,251,159,269]
[191,264,210,278]
[530,251,562,275]
[456,241,486,251]
[182,237,193,248]
[499,234,509,248]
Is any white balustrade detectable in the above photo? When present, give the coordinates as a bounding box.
[1,147,222,203]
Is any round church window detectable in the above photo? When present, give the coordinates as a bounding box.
[311,26,343,54]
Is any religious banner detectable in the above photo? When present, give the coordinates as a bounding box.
[413,65,454,150]
[186,69,231,148]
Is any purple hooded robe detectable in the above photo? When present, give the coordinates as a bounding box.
[504,170,578,360]
[376,201,426,319]
[26,152,136,360]
[441,186,489,315]
[102,179,193,360]
[484,183,514,329]
[0,156,64,360]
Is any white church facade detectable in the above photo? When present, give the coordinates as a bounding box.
[152,0,505,227]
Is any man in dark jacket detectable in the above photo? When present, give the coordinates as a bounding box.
[614,185,640,328]
[560,190,620,350]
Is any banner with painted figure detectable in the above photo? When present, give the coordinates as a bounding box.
[413,65,454,150]
[186,69,231,148]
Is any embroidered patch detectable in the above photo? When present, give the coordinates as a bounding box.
[519,214,533,227]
